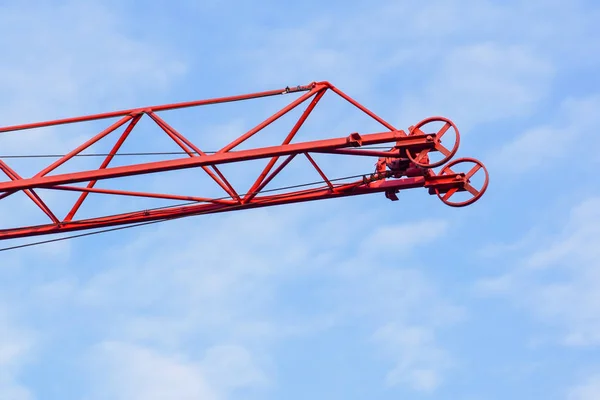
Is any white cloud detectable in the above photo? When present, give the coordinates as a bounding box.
[0,0,188,253]
[231,0,558,134]
[2,2,466,384]
[0,1,186,123]
[37,206,460,395]
[88,341,218,400]
[6,0,598,398]
[202,345,269,390]
[476,196,600,346]
[397,43,554,130]
[87,342,266,400]
[568,374,600,400]
[491,94,600,173]
[0,307,35,400]
[339,258,462,393]
[0,1,188,397]
[0,0,187,183]
[372,324,449,392]
[359,219,448,254]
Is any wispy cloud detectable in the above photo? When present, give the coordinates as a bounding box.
[0,0,187,170]
[0,306,35,400]
[2,0,600,398]
[476,196,600,346]
[86,341,268,400]
[372,324,450,392]
[397,43,555,129]
[569,373,600,400]
[87,341,219,400]
[12,204,460,397]
[490,94,600,173]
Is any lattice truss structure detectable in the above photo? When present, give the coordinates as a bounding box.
[0,81,489,242]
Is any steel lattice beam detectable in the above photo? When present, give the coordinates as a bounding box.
[0,81,489,241]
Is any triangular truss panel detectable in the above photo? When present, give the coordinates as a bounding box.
[0,81,489,242]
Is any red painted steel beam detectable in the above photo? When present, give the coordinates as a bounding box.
[0,132,430,192]
[0,173,472,240]
[0,81,489,242]
[0,84,314,133]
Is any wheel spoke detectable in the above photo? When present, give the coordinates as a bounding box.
[436,157,488,207]
[436,144,451,157]
[416,148,430,162]
[464,182,479,196]
[407,117,460,168]
[466,164,481,180]
[443,187,458,201]
[444,167,456,175]
[437,122,451,140]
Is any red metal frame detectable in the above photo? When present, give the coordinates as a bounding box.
[0,81,489,241]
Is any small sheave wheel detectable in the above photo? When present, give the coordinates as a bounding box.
[435,157,489,207]
[406,116,460,168]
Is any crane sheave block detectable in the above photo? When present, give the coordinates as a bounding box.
[0,81,489,241]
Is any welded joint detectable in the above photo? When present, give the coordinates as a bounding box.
[315,81,334,89]
[129,109,150,117]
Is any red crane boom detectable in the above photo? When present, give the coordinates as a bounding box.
[0,81,488,241]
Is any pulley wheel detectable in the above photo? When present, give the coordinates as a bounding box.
[406,116,460,168]
[435,157,489,207]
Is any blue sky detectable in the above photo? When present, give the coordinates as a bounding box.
[0,0,599,399]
